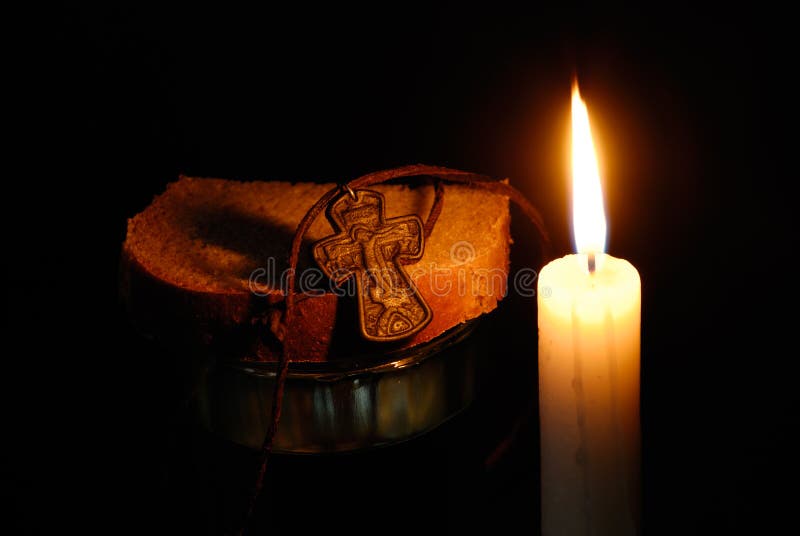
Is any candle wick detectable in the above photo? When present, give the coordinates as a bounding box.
[588,252,596,274]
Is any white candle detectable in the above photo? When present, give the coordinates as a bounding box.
[537,83,641,535]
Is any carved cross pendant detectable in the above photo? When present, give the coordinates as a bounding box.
[312,189,433,342]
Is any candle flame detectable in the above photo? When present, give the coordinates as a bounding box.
[571,81,607,255]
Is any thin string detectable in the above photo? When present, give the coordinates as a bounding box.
[423,179,445,239]
[236,164,551,534]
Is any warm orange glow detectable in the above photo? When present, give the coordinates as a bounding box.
[571,81,607,255]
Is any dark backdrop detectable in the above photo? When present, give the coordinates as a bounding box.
[5,3,796,535]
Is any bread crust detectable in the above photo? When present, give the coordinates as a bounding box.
[121,178,510,361]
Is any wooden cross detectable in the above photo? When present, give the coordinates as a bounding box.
[313,189,432,341]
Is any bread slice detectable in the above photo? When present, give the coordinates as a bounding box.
[120,176,510,361]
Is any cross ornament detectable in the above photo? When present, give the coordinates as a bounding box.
[312,188,433,342]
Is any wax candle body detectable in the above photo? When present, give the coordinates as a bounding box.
[537,253,641,536]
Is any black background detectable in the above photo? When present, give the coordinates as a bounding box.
[4,2,797,535]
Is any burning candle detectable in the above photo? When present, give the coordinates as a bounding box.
[537,82,641,535]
